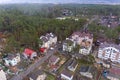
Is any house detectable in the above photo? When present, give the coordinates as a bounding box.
[23,48,37,59]
[80,66,95,79]
[0,69,7,80]
[63,38,76,52]
[40,33,57,49]
[3,53,20,66]
[28,70,47,80]
[49,55,60,66]
[71,31,93,55]
[98,43,120,63]
[39,47,47,53]
[104,67,120,80]
[68,59,78,72]
[61,69,73,80]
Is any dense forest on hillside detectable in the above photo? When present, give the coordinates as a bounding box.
[0,4,120,52]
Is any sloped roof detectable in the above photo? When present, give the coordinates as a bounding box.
[24,48,35,56]
[61,69,73,78]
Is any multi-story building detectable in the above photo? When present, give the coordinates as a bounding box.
[63,38,76,52]
[98,43,120,63]
[71,31,93,55]
[40,33,57,49]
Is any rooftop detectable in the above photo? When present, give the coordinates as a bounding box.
[72,31,93,39]
[61,69,73,78]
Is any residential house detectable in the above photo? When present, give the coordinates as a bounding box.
[61,69,73,80]
[28,70,47,80]
[98,43,120,63]
[39,48,47,53]
[49,55,60,66]
[68,59,78,72]
[0,69,7,80]
[3,53,20,66]
[23,48,37,59]
[80,66,95,79]
[104,67,120,80]
[63,38,76,52]
[40,33,57,49]
[71,31,93,55]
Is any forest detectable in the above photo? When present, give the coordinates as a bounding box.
[0,3,120,52]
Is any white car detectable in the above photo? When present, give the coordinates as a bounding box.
[50,47,54,50]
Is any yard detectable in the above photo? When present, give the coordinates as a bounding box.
[46,72,56,80]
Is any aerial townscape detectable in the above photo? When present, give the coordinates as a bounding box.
[0,0,120,80]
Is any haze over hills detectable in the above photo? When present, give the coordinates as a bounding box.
[0,0,120,4]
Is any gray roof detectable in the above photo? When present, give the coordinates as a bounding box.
[49,55,59,63]
[61,69,73,78]
[68,59,78,68]
[80,66,94,73]
[28,70,45,80]
[4,54,18,60]
[40,36,48,42]
[99,42,120,50]
[40,33,56,42]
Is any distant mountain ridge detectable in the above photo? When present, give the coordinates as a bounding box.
[39,0,120,4]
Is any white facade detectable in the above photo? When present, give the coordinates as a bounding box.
[107,76,119,80]
[61,74,73,80]
[71,32,93,55]
[40,33,57,49]
[3,53,21,66]
[68,64,78,72]
[98,45,120,63]
[80,72,93,79]
[0,70,7,80]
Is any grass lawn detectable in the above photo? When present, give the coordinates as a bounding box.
[46,73,55,80]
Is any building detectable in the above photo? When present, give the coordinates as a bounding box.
[23,48,37,59]
[49,55,60,66]
[61,69,73,80]
[39,48,47,53]
[0,69,7,80]
[80,66,95,79]
[104,67,120,80]
[3,53,20,66]
[68,59,78,72]
[40,33,57,49]
[63,38,76,52]
[71,31,93,55]
[98,43,120,63]
[28,70,47,80]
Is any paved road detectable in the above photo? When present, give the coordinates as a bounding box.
[10,50,55,80]
[83,15,99,30]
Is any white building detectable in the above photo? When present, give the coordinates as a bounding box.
[71,31,93,55]
[28,70,47,80]
[0,69,7,80]
[98,43,120,63]
[80,66,95,79]
[40,33,57,49]
[61,69,73,80]
[3,53,21,66]
[68,59,78,72]
[63,38,76,52]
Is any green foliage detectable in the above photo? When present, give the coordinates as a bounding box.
[88,23,119,40]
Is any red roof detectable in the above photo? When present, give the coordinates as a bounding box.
[39,48,46,53]
[24,48,35,56]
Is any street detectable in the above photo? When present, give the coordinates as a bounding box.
[10,50,55,80]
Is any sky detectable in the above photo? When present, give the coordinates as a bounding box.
[0,0,120,4]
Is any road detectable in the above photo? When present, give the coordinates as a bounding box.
[10,50,55,80]
[83,15,99,30]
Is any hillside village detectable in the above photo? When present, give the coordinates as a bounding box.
[0,3,119,80]
[0,29,119,80]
